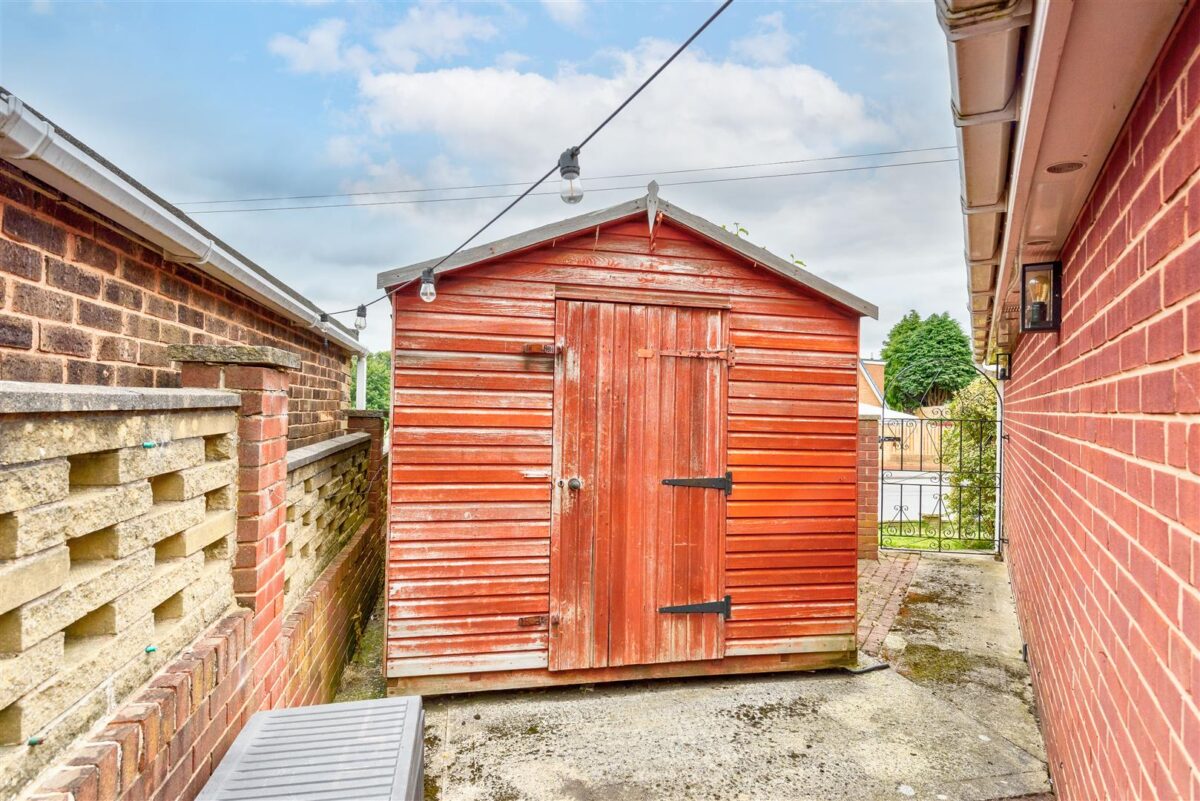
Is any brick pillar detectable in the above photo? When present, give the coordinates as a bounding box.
[857,415,880,560]
[346,410,387,531]
[169,344,299,709]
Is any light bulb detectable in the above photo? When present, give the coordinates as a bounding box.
[419,279,437,303]
[558,147,584,204]
[354,304,367,331]
[560,173,584,204]
[1026,275,1050,303]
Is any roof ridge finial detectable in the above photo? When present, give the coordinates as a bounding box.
[646,180,661,247]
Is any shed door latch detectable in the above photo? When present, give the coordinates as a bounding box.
[658,595,731,619]
[661,471,733,496]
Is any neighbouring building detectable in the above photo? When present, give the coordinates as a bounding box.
[377,188,877,694]
[940,0,1199,797]
[0,90,367,448]
[0,90,385,800]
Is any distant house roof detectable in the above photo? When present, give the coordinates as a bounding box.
[377,187,878,319]
[858,359,885,406]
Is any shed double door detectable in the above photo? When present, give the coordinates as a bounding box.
[549,298,729,671]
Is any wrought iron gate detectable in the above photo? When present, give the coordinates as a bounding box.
[879,367,1003,554]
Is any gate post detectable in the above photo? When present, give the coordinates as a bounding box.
[857,414,880,560]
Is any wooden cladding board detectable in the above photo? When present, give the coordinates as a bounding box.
[388,217,859,685]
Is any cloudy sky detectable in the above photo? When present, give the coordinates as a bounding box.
[2,0,966,355]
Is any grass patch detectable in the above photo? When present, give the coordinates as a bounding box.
[333,594,387,703]
[880,520,994,552]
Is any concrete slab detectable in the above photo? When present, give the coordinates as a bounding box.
[882,553,1045,759]
[423,666,1049,801]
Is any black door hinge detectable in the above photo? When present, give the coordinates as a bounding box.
[662,471,733,496]
[658,595,732,619]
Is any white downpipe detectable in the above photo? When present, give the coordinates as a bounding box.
[0,93,367,356]
[355,354,368,410]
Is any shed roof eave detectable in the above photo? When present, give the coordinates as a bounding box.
[376,192,877,319]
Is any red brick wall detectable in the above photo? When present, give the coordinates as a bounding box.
[858,416,880,560]
[0,161,350,448]
[1003,5,1200,798]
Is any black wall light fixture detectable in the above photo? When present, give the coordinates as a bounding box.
[1020,261,1062,332]
[994,352,1011,381]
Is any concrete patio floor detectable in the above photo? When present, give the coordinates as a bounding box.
[418,551,1051,801]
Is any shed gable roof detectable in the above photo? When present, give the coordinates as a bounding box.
[376,191,877,318]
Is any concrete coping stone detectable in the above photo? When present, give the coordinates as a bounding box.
[0,381,241,414]
[167,344,302,370]
[286,432,371,473]
[346,409,387,419]
[858,413,881,421]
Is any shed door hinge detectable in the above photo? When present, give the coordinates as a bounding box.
[658,595,732,619]
[662,471,733,496]
[636,346,734,363]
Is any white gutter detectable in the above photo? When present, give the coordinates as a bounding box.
[0,92,367,356]
[936,0,1031,359]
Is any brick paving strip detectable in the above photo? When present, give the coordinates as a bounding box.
[857,552,921,655]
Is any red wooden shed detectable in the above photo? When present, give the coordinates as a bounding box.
[377,187,877,695]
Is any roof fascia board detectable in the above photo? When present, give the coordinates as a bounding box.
[376,198,647,289]
[378,193,877,319]
[0,92,366,355]
[986,0,1071,359]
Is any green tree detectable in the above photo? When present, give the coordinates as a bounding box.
[882,312,975,411]
[881,310,922,409]
[943,377,998,545]
[351,351,391,412]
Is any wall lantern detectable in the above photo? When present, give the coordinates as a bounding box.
[994,352,1011,381]
[1020,261,1062,332]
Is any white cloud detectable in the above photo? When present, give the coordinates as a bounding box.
[251,13,963,354]
[356,40,889,181]
[495,51,531,71]
[541,0,586,28]
[268,18,349,74]
[373,4,499,72]
[731,12,796,67]
[325,135,368,167]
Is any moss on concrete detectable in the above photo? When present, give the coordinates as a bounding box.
[332,595,386,703]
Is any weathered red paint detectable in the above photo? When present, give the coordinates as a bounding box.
[387,216,862,693]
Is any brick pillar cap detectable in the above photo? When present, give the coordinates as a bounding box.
[346,409,387,419]
[858,413,881,421]
[168,344,301,370]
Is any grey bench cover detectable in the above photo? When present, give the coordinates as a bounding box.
[197,696,423,801]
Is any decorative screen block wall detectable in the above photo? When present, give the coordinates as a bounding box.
[5,353,388,801]
[0,383,239,796]
[283,433,371,611]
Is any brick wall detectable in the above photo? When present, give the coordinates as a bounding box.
[7,351,387,801]
[1003,5,1200,798]
[858,415,880,560]
[0,161,351,448]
